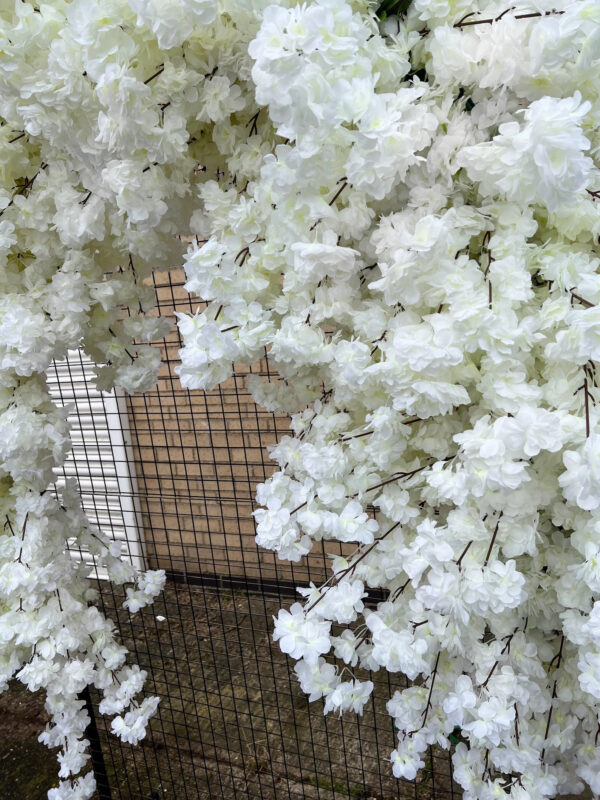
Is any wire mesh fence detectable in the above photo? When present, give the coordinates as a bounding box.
[52,269,458,800]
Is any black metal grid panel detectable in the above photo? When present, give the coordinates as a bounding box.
[54,269,458,800]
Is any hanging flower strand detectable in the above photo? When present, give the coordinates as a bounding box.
[1,0,600,797]
[0,0,271,796]
[176,0,600,797]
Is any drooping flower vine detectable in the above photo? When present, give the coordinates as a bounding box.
[0,0,268,796]
[1,0,600,798]
[176,1,600,798]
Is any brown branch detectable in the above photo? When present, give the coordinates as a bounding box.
[422,651,441,727]
[495,5,517,21]
[14,170,40,197]
[481,749,489,781]
[540,702,554,761]
[235,247,250,266]
[144,65,164,85]
[547,634,564,673]
[304,521,403,615]
[328,179,348,207]
[585,375,591,438]
[370,331,387,345]
[351,459,443,498]
[454,10,478,26]
[390,578,410,602]
[455,540,473,571]
[407,651,440,735]
[354,628,371,651]
[455,8,563,28]
[479,627,518,689]
[16,513,28,565]
[335,520,402,578]
[340,430,374,442]
[482,230,494,279]
[570,290,595,308]
[246,111,260,137]
[540,636,564,760]
[483,512,503,567]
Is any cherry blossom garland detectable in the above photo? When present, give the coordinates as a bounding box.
[0,0,268,796]
[1,0,600,798]
[176,0,600,798]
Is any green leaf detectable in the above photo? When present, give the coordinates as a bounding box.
[448,725,462,745]
[376,0,413,19]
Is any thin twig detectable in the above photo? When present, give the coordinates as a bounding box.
[407,651,440,734]
[328,179,348,207]
[479,628,516,689]
[455,540,473,571]
[585,375,591,438]
[350,460,441,498]
[540,635,564,760]
[246,111,260,137]
[570,290,595,308]
[483,512,503,567]
[144,65,164,85]
[455,8,563,28]
[304,521,402,614]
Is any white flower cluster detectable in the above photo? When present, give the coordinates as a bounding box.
[173,0,600,797]
[2,0,600,796]
[0,0,247,794]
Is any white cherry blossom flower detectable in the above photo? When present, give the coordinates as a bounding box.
[273,603,331,664]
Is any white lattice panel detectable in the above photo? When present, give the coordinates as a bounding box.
[47,351,145,577]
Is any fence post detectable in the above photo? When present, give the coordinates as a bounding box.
[80,686,113,800]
